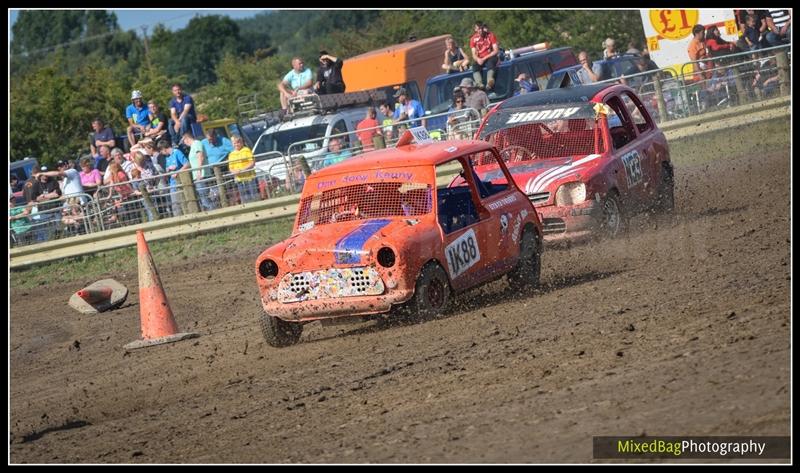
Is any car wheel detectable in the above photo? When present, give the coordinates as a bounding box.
[260,312,303,347]
[654,163,675,213]
[404,263,451,322]
[507,226,541,292]
[599,191,626,238]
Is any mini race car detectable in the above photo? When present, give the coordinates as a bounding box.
[474,83,674,242]
[254,130,542,347]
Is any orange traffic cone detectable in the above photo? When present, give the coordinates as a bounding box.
[124,230,199,350]
[68,279,128,315]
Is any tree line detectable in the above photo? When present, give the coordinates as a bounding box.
[10,9,644,164]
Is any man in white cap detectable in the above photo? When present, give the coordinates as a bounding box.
[126,90,149,148]
[459,78,490,116]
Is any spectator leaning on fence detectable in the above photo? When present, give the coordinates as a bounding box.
[201,129,233,173]
[576,51,603,84]
[79,157,103,196]
[228,135,259,204]
[392,87,426,129]
[38,160,86,205]
[158,139,190,217]
[168,83,197,147]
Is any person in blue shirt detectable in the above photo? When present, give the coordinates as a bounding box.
[278,57,314,111]
[321,138,352,168]
[126,90,150,148]
[201,129,234,171]
[392,87,426,129]
[157,139,190,217]
[168,83,197,146]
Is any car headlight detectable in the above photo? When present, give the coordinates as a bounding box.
[555,182,586,206]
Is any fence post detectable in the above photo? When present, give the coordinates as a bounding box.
[213,165,229,207]
[653,74,668,123]
[179,170,200,214]
[732,65,750,106]
[775,50,790,97]
[139,187,160,221]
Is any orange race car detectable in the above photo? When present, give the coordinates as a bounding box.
[254,130,543,347]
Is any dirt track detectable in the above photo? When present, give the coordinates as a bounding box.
[10,136,790,463]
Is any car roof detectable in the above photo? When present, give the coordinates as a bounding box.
[310,140,494,178]
[495,83,612,110]
[426,47,573,84]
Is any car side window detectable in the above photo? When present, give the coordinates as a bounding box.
[621,92,654,134]
[605,96,637,150]
[467,150,510,198]
[532,62,550,91]
[437,159,481,234]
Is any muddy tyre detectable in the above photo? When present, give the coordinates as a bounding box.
[599,191,626,239]
[508,227,541,292]
[404,263,451,322]
[260,313,303,347]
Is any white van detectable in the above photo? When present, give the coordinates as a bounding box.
[251,106,386,181]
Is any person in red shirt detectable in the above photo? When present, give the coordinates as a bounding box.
[469,22,501,91]
[356,107,381,151]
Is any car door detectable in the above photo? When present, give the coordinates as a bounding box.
[436,157,495,291]
[604,94,651,206]
[620,91,659,201]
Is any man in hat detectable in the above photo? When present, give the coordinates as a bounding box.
[392,87,426,129]
[459,78,489,116]
[126,90,150,148]
[37,160,86,205]
[314,51,346,95]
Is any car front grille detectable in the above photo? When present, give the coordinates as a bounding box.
[528,192,550,206]
[278,266,385,303]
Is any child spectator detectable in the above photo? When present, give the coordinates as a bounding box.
[314,51,346,95]
[470,22,501,90]
[145,101,169,142]
[743,15,762,51]
[126,90,149,148]
[442,37,470,73]
[356,107,381,151]
[9,195,32,246]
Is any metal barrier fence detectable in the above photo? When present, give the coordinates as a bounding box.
[595,44,791,124]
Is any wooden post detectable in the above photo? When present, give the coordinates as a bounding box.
[732,65,749,106]
[213,165,228,207]
[775,50,790,97]
[139,187,160,221]
[178,170,199,214]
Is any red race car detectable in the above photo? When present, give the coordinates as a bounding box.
[474,83,674,242]
[254,130,542,347]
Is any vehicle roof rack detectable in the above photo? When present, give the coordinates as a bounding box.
[237,88,389,123]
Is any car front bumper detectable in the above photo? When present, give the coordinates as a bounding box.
[538,200,603,243]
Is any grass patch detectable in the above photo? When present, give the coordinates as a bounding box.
[669,117,790,166]
[11,216,295,290]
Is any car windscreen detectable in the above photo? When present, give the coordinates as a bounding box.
[254,124,329,156]
[297,181,433,227]
[479,104,604,160]
[424,75,469,115]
